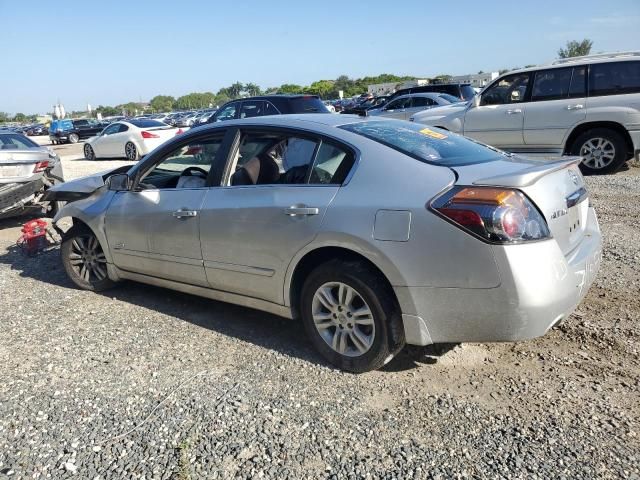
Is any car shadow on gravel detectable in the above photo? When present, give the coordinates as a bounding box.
[0,243,445,372]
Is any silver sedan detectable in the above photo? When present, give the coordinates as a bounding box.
[46,114,602,372]
[368,92,464,120]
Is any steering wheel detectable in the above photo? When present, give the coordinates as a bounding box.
[180,166,208,178]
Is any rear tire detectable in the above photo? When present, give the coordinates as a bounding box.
[125,142,138,160]
[300,259,405,373]
[69,133,80,144]
[84,144,95,160]
[61,225,115,292]
[571,128,628,175]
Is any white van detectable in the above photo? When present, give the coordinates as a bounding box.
[411,52,640,174]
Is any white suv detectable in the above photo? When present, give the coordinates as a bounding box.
[411,52,640,174]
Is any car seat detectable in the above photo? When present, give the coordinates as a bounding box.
[231,154,280,185]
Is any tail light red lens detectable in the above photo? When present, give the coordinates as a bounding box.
[175,129,184,135]
[33,161,49,173]
[431,186,550,243]
[141,130,159,139]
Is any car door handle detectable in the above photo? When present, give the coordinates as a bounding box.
[506,109,522,115]
[284,206,319,216]
[566,104,584,110]
[172,209,198,218]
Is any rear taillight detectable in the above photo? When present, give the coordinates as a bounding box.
[141,130,159,139]
[175,129,184,135]
[431,186,550,243]
[33,161,49,173]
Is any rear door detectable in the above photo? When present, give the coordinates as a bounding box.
[464,72,531,148]
[524,66,587,147]
[199,128,355,304]
[405,96,437,120]
[380,97,411,119]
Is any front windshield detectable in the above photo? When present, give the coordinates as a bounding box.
[339,120,505,166]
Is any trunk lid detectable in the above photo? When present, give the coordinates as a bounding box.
[0,149,50,183]
[453,156,588,256]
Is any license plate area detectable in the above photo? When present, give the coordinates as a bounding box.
[0,165,21,177]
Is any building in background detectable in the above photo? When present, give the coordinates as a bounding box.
[450,72,499,88]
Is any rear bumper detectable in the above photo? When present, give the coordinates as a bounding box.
[397,207,602,345]
[0,179,44,215]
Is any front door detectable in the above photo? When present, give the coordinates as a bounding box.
[199,129,355,304]
[380,96,411,119]
[93,123,121,157]
[524,66,587,147]
[463,72,531,148]
[104,132,227,285]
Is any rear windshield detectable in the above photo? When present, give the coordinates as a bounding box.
[339,120,503,166]
[130,119,167,128]
[438,93,465,103]
[287,97,329,113]
[0,133,39,149]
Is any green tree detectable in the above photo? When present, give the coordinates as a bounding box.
[118,102,140,116]
[150,95,175,112]
[228,82,244,98]
[96,105,120,117]
[0,112,11,123]
[175,92,216,110]
[432,74,453,84]
[307,80,335,99]
[244,82,262,97]
[278,84,304,94]
[13,113,27,122]
[558,39,593,59]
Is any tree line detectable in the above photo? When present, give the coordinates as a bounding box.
[1,40,594,121]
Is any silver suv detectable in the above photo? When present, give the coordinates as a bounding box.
[411,52,640,174]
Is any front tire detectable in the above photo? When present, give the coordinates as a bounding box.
[125,142,138,161]
[300,260,405,373]
[84,144,95,160]
[69,133,80,144]
[61,225,115,291]
[571,128,628,175]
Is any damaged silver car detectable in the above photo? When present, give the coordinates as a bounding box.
[45,115,602,372]
[0,130,64,219]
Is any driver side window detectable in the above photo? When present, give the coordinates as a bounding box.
[140,135,224,190]
[481,73,530,105]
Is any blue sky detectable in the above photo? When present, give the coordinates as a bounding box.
[1,0,639,114]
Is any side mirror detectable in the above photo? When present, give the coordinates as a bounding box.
[472,95,481,108]
[107,173,130,191]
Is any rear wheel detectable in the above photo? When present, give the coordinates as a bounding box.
[125,142,138,160]
[61,225,115,291]
[84,144,95,160]
[69,133,80,144]
[571,128,628,175]
[300,260,405,373]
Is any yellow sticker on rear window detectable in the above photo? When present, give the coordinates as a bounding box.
[419,128,447,140]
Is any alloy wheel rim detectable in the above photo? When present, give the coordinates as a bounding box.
[68,234,107,283]
[580,137,615,170]
[126,143,136,160]
[311,282,375,357]
[84,145,93,159]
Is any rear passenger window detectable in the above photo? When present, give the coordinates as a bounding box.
[589,61,640,96]
[411,97,435,108]
[310,143,354,184]
[531,68,572,101]
[240,100,264,118]
[568,66,587,98]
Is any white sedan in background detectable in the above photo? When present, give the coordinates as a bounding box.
[83,119,181,161]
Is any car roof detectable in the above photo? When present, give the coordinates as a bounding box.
[193,113,373,132]
[507,51,640,75]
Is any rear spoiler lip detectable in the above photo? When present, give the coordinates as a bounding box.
[472,156,582,188]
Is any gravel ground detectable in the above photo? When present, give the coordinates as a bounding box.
[0,149,638,479]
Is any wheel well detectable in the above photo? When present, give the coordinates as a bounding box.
[564,121,634,158]
[289,247,399,320]
[435,126,449,131]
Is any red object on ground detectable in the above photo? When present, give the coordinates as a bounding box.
[18,219,50,255]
